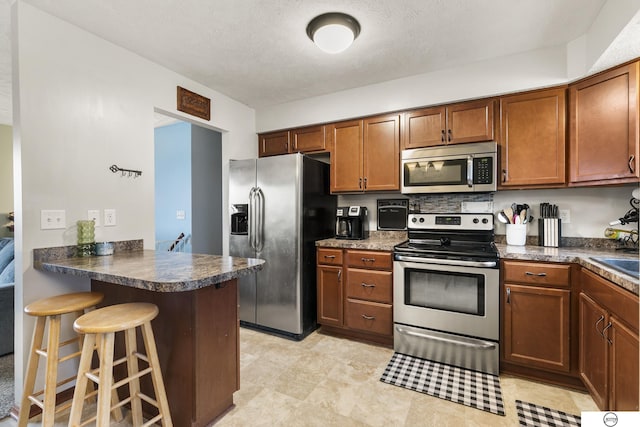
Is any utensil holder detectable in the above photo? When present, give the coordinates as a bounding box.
[506,224,527,246]
[538,218,561,247]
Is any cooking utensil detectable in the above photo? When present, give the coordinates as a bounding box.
[503,207,513,224]
[497,212,509,223]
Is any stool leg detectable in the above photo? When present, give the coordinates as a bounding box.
[125,327,143,426]
[141,322,173,427]
[17,316,46,427]
[68,333,95,427]
[74,309,96,406]
[42,315,61,427]
[96,332,115,427]
[94,329,124,422]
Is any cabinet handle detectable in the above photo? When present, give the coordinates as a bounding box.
[525,271,547,277]
[441,129,445,143]
[361,282,376,288]
[364,177,367,189]
[337,270,342,281]
[629,155,635,173]
[502,169,507,183]
[359,177,363,189]
[323,255,336,259]
[602,321,613,345]
[361,257,376,263]
[285,141,289,151]
[447,129,452,142]
[361,314,376,320]
[595,315,605,337]
[506,287,510,304]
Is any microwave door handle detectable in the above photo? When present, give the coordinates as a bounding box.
[467,156,473,187]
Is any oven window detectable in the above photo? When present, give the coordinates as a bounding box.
[403,158,468,187]
[404,268,485,316]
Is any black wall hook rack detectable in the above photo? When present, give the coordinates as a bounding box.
[109,164,142,178]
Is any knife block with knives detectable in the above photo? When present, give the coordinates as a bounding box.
[538,202,561,247]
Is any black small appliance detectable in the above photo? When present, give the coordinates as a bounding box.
[335,206,369,240]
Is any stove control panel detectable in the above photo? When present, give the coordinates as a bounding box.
[408,213,494,231]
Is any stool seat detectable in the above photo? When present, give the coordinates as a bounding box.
[24,292,104,317]
[74,302,159,334]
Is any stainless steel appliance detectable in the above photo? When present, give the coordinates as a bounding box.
[377,199,408,230]
[401,141,497,194]
[393,213,500,375]
[335,206,369,240]
[229,154,336,339]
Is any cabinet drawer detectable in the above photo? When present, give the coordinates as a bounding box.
[346,269,392,303]
[345,299,392,336]
[503,261,570,287]
[317,248,343,266]
[346,250,392,270]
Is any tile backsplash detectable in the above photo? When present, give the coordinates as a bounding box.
[408,193,493,213]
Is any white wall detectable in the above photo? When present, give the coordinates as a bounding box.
[0,124,12,237]
[12,2,256,399]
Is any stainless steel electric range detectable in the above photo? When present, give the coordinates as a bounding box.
[393,212,500,375]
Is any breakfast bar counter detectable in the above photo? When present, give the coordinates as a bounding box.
[34,242,264,427]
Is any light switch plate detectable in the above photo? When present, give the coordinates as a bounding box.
[88,209,101,226]
[41,210,66,230]
[104,209,117,226]
[176,210,186,220]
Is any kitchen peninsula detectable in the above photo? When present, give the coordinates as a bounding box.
[33,240,264,427]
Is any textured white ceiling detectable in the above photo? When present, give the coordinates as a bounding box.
[2,0,637,126]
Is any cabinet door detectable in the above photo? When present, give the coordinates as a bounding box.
[499,88,566,187]
[503,283,571,372]
[579,293,609,410]
[609,316,639,411]
[363,114,400,191]
[569,61,639,184]
[291,125,327,153]
[329,120,363,192]
[446,99,495,144]
[402,107,446,149]
[317,265,343,326]
[258,131,290,157]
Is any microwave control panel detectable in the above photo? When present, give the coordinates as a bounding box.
[473,157,493,184]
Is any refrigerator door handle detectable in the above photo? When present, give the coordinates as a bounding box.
[255,187,265,252]
[248,187,257,250]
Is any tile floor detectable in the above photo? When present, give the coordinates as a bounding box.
[0,326,598,426]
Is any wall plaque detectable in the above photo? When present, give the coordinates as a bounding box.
[177,86,211,121]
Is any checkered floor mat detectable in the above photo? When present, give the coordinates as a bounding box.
[380,352,505,416]
[516,400,581,427]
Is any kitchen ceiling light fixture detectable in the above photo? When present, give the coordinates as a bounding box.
[306,12,361,54]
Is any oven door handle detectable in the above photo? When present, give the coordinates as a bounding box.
[394,255,497,268]
[395,326,497,349]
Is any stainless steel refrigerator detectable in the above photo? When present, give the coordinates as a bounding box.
[229,153,336,339]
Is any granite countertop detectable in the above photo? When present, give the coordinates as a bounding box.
[35,249,265,293]
[498,244,639,295]
[316,231,407,252]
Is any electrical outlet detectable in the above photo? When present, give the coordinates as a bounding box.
[41,210,66,230]
[559,209,571,224]
[87,209,101,226]
[104,209,117,226]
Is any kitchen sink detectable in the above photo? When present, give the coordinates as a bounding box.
[590,257,640,279]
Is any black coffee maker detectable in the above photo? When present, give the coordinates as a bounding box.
[335,206,369,240]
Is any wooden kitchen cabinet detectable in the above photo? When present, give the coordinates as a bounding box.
[569,61,639,185]
[317,247,393,345]
[499,88,566,188]
[290,125,328,153]
[502,261,571,372]
[329,114,400,193]
[402,99,495,149]
[258,130,290,157]
[579,268,639,411]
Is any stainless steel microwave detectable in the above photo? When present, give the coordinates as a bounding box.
[401,141,497,194]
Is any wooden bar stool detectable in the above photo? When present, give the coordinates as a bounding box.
[68,302,173,427]
[18,291,107,427]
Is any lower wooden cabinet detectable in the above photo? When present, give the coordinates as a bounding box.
[579,268,639,411]
[317,247,393,345]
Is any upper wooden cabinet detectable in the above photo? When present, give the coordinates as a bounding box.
[569,61,639,185]
[329,114,400,193]
[403,99,495,149]
[499,88,567,188]
[290,125,327,153]
[258,131,290,157]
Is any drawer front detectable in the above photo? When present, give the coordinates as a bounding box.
[317,248,343,266]
[345,299,393,336]
[346,269,393,303]
[346,250,392,270]
[503,261,570,287]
